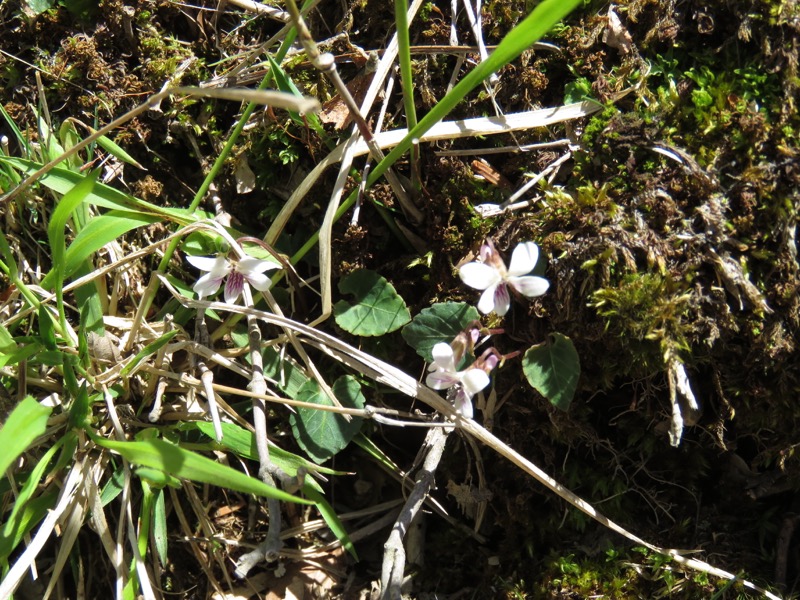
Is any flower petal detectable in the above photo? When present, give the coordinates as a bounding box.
[187,255,230,275]
[477,284,499,315]
[224,271,245,304]
[430,342,456,372]
[459,262,501,291]
[426,371,458,390]
[244,272,272,292]
[492,283,511,316]
[452,388,474,419]
[509,275,549,298]
[238,256,281,275]
[193,272,224,298]
[507,241,539,276]
[461,369,490,395]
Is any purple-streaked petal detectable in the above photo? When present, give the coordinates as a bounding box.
[492,283,511,316]
[477,284,499,314]
[187,255,230,275]
[244,272,272,292]
[461,369,490,395]
[238,256,281,275]
[507,241,539,276]
[193,273,224,298]
[426,371,458,390]
[459,262,501,291]
[509,275,549,298]
[452,388,474,419]
[224,271,245,304]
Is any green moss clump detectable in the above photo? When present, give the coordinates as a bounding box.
[590,272,692,374]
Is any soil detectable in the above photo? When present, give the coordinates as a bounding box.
[2,0,800,598]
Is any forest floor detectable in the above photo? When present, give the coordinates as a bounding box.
[1,0,800,598]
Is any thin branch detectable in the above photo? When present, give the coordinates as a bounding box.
[380,426,451,599]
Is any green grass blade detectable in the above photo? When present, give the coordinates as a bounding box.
[0,226,19,280]
[0,435,68,561]
[0,492,58,563]
[47,169,99,335]
[287,0,582,268]
[266,54,325,136]
[153,488,168,566]
[192,421,343,482]
[0,104,32,158]
[92,435,312,504]
[41,209,162,290]
[119,329,180,377]
[368,0,582,188]
[0,157,197,223]
[93,132,145,169]
[0,396,51,475]
[304,486,357,560]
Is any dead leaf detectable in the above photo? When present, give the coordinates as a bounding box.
[235,154,257,194]
[603,5,633,55]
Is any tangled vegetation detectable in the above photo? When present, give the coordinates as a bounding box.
[0,0,798,598]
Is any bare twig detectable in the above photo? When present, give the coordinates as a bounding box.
[380,425,451,599]
[233,285,296,578]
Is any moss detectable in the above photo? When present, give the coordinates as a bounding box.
[590,272,692,373]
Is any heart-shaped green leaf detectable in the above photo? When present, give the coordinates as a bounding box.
[401,302,480,362]
[290,376,365,463]
[523,333,581,411]
[334,269,410,336]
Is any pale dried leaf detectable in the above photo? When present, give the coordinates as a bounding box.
[603,5,633,54]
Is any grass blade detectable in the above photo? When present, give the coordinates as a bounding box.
[92,435,312,504]
[0,396,51,475]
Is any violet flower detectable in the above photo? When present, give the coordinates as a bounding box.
[187,254,280,304]
[459,240,549,316]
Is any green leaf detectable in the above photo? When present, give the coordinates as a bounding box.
[0,434,67,560]
[41,210,162,289]
[262,346,311,398]
[153,489,168,566]
[0,341,41,368]
[74,262,105,335]
[37,306,57,351]
[120,329,180,377]
[190,421,356,557]
[91,435,311,504]
[0,228,18,279]
[0,493,57,560]
[290,376,365,464]
[0,158,196,223]
[192,421,341,486]
[303,485,357,560]
[26,0,56,17]
[94,133,145,170]
[135,467,181,488]
[0,396,51,475]
[100,466,125,507]
[522,333,581,411]
[401,302,480,362]
[334,269,410,336]
[0,323,16,353]
[68,382,92,429]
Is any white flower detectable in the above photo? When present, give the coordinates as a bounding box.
[459,240,549,316]
[186,254,280,303]
[425,342,490,418]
